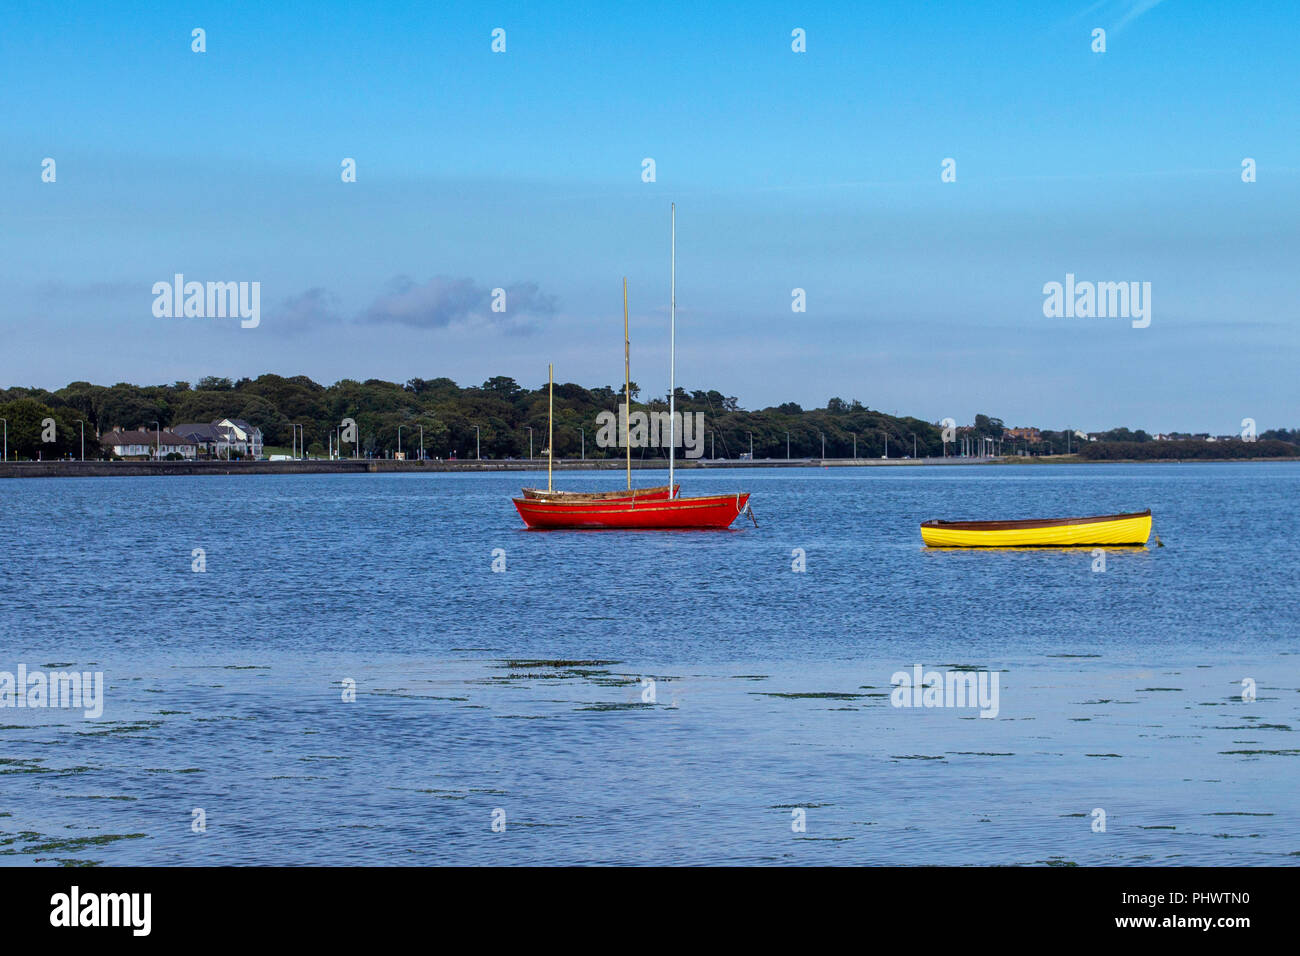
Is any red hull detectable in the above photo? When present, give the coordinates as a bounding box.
[514,492,751,529]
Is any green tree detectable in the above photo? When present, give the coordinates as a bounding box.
[0,398,82,459]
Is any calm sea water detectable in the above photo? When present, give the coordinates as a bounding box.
[2,462,1297,865]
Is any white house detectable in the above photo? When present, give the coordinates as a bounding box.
[171,419,265,459]
[217,419,264,458]
[100,428,198,460]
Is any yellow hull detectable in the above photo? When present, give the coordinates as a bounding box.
[920,511,1151,548]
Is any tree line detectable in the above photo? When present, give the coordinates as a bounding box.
[1,375,1293,461]
[0,375,945,460]
[1077,439,1299,460]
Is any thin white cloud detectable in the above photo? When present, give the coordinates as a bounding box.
[1113,0,1168,33]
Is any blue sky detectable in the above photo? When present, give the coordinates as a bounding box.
[1,0,1296,431]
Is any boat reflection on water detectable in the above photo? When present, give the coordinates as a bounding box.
[921,544,1151,554]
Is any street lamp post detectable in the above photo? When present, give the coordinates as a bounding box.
[579,427,584,461]
[397,425,404,460]
[74,420,84,461]
[819,431,825,460]
[785,431,790,460]
[151,421,160,460]
[473,425,480,460]
[526,426,533,461]
[0,418,6,462]
[852,433,857,460]
[419,425,424,461]
[747,431,753,460]
[911,432,917,459]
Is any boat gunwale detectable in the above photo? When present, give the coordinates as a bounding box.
[520,484,676,500]
[919,509,1150,531]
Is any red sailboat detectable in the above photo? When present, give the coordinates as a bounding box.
[513,204,754,530]
[514,491,751,529]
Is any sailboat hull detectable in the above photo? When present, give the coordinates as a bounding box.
[920,510,1152,547]
[514,493,750,529]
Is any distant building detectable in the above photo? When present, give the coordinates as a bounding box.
[218,419,263,458]
[171,419,264,459]
[170,423,218,456]
[100,428,198,460]
[1003,427,1042,443]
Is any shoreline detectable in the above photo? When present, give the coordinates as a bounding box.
[2,455,1297,478]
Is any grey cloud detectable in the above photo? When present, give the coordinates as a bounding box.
[268,287,343,332]
[359,275,558,330]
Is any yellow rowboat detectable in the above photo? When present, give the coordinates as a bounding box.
[920,510,1152,548]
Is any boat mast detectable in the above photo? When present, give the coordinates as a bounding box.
[624,277,631,490]
[669,203,676,498]
[547,362,553,492]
